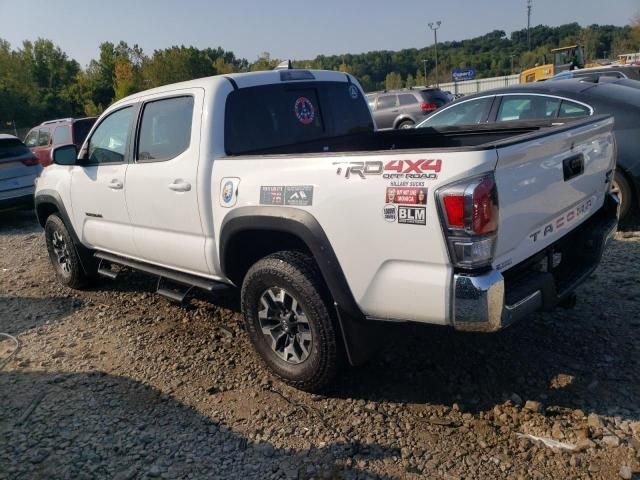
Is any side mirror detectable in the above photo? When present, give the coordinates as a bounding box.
[51,144,78,166]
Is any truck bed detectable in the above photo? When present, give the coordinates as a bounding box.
[227,116,604,157]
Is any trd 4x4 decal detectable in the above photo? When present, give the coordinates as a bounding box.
[334,159,442,180]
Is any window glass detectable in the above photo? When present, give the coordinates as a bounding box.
[376,95,397,109]
[72,119,96,146]
[0,138,31,159]
[497,95,560,121]
[88,107,133,164]
[224,82,373,155]
[37,128,51,146]
[558,100,590,118]
[24,130,38,147]
[419,97,493,127]
[53,126,71,145]
[137,96,194,162]
[398,94,418,106]
[323,83,375,137]
[366,95,376,109]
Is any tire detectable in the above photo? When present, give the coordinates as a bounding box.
[44,214,92,289]
[612,170,633,221]
[241,251,342,392]
[397,120,415,129]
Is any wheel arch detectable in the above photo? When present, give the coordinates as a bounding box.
[35,189,96,274]
[393,115,415,129]
[219,207,362,319]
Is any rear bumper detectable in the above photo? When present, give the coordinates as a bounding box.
[452,193,618,332]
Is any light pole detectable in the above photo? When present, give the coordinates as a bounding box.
[428,21,442,87]
[510,55,516,74]
[422,59,428,85]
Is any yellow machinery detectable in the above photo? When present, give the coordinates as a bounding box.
[520,45,588,83]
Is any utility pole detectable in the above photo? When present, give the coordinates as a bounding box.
[422,59,428,85]
[527,0,532,51]
[428,21,442,87]
[510,55,516,74]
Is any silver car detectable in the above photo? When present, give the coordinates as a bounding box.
[0,134,42,211]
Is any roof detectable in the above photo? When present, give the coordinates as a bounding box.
[0,134,19,140]
[110,69,353,109]
[445,78,640,112]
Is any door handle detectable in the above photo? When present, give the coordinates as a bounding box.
[108,179,123,190]
[168,180,191,192]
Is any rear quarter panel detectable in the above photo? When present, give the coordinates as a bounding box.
[212,148,499,324]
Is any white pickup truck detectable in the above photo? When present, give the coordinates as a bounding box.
[35,68,618,392]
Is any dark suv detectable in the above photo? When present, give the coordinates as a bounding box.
[24,117,96,167]
[366,88,452,130]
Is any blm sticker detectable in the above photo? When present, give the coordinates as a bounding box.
[398,206,426,225]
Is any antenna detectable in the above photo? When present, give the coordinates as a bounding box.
[527,0,532,51]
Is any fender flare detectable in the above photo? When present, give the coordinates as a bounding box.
[220,207,382,365]
[34,190,96,275]
[220,206,361,319]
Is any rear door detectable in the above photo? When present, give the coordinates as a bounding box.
[374,94,398,129]
[492,116,615,271]
[70,105,137,255]
[124,89,207,275]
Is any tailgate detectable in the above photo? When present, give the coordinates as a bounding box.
[492,115,615,271]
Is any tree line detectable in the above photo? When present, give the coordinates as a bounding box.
[1,21,638,132]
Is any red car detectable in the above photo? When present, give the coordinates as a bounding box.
[24,117,96,167]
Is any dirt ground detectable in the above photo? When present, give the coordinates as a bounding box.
[1,210,639,479]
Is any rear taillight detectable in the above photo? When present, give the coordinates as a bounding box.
[21,157,39,166]
[420,102,438,113]
[437,174,498,269]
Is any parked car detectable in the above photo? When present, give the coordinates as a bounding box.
[0,134,42,211]
[416,79,640,220]
[548,64,640,82]
[35,68,616,392]
[24,117,96,167]
[366,87,452,130]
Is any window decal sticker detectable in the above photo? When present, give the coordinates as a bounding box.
[294,97,315,125]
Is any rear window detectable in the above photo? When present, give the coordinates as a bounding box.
[72,119,96,146]
[225,82,373,155]
[0,138,31,159]
[558,100,590,118]
[398,94,418,106]
[53,126,71,145]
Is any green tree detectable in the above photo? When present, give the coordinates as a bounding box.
[405,73,415,88]
[385,72,403,90]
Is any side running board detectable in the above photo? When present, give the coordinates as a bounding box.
[94,251,228,302]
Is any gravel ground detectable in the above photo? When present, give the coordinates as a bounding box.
[1,210,639,479]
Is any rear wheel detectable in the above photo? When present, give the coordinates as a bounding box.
[44,214,92,289]
[241,251,341,392]
[611,170,633,221]
[397,120,415,129]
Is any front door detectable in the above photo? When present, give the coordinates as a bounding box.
[70,105,137,256]
[124,89,208,275]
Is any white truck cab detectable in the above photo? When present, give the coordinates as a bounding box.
[35,68,618,391]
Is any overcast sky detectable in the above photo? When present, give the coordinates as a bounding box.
[0,0,637,67]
